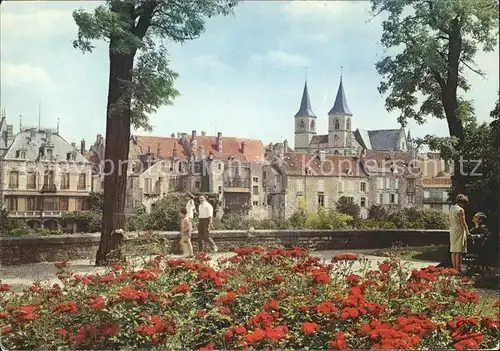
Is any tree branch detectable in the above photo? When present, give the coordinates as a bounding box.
[150,22,199,41]
[460,58,485,77]
[134,1,159,39]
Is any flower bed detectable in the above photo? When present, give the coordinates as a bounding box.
[0,247,499,350]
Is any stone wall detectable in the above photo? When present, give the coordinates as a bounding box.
[0,229,449,266]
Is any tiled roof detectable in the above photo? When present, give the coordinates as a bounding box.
[133,135,265,163]
[294,81,316,118]
[280,152,367,177]
[367,129,403,151]
[328,78,352,115]
[310,134,329,144]
[363,150,417,175]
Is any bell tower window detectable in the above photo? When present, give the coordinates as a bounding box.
[346,119,351,131]
[334,120,339,130]
[299,120,305,129]
[310,120,315,132]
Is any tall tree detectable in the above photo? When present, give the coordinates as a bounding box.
[370,0,498,198]
[73,0,237,265]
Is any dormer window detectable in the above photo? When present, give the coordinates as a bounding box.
[66,152,76,161]
[15,150,26,159]
[46,148,53,159]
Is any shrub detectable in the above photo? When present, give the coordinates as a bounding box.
[305,207,352,229]
[336,196,361,220]
[0,248,497,350]
[358,219,396,229]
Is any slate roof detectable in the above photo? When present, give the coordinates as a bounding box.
[310,134,329,144]
[328,78,352,115]
[280,152,367,177]
[3,128,89,163]
[363,150,418,175]
[133,135,265,163]
[294,81,316,118]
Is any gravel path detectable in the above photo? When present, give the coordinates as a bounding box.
[0,250,438,291]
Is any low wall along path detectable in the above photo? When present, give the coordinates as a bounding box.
[0,229,449,266]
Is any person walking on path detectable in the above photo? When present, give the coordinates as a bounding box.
[179,207,193,257]
[449,194,470,273]
[197,195,218,253]
[185,192,197,220]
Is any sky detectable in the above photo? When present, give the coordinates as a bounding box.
[1,0,499,149]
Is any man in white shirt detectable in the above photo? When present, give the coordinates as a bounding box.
[185,193,196,219]
[197,195,218,253]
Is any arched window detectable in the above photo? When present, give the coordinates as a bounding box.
[44,170,54,186]
[299,120,305,129]
[334,119,340,130]
[310,120,315,132]
[346,119,351,131]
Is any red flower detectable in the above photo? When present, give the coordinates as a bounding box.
[234,325,247,334]
[2,327,12,335]
[454,339,478,350]
[89,296,106,310]
[264,298,279,311]
[346,274,361,285]
[237,285,247,294]
[54,261,68,269]
[243,329,266,344]
[0,312,8,319]
[51,302,78,313]
[199,343,216,351]
[215,292,237,305]
[316,301,338,314]
[224,329,234,339]
[302,322,319,334]
[170,283,190,294]
[57,329,69,337]
[198,310,207,317]
[0,283,12,292]
[379,263,392,273]
[332,253,358,262]
[265,326,286,340]
[340,307,360,320]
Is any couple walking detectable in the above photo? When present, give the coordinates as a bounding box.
[179,193,218,256]
[449,194,489,273]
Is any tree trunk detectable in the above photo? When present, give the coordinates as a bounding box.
[444,18,467,202]
[95,51,135,266]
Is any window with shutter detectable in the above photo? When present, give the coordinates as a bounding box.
[395,178,399,189]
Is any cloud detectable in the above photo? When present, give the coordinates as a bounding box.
[0,9,76,40]
[190,54,234,73]
[1,63,54,88]
[248,51,311,68]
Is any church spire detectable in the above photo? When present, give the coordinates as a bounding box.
[328,75,352,116]
[294,81,316,118]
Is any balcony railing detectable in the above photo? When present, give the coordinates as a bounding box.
[41,184,57,193]
[423,196,449,203]
[224,179,251,188]
[8,210,90,218]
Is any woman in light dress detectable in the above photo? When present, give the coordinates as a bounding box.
[449,194,470,273]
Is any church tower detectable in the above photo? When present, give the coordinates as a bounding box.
[294,81,317,151]
[328,76,353,155]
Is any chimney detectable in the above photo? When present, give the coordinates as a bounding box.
[283,139,288,151]
[6,125,13,141]
[241,141,246,154]
[192,130,197,140]
[170,133,175,138]
[80,139,86,155]
[198,145,205,159]
[177,132,181,139]
[157,142,161,157]
[216,132,222,152]
[201,131,206,136]
[71,142,76,149]
[172,143,178,159]
[147,145,151,154]
[319,150,326,162]
[96,134,102,143]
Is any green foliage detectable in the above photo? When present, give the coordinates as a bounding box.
[336,196,361,220]
[367,206,449,230]
[72,0,238,131]
[127,193,222,231]
[371,0,498,126]
[305,207,352,230]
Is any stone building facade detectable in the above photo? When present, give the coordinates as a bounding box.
[263,147,423,219]
[88,131,267,217]
[0,115,92,230]
[419,153,452,213]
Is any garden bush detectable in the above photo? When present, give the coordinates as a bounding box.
[0,248,498,350]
